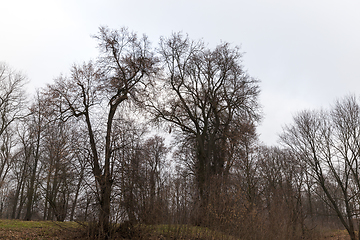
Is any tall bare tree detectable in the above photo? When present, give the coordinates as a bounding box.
[45,27,157,237]
[149,33,261,223]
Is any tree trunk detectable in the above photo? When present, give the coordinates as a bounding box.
[24,125,41,221]
[70,167,84,221]
[11,178,22,219]
[24,157,38,221]
[98,176,112,238]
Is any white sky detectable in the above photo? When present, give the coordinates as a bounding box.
[1,0,360,146]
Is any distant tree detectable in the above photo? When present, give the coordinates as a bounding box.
[111,116,148,223]
[257,146,307,239]
[0,126,18,218]
[24,93,45,221]
[0,63,27,136]
[41,117,73,221]
[281,95,360,240]
[9,127,30,219]
[138,135,170,224]
[67,131,90,222]
[0,63,27,191]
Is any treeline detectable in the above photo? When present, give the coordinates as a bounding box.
[0,27,356,239]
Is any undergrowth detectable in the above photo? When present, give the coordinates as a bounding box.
[0,219,349,239]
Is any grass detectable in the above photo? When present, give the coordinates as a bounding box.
[0,219,353,240]
[0,219,81,239]
[141,224,239,240]
[317,228,350,240]
[0,220,237,240]
[0,219,79,228]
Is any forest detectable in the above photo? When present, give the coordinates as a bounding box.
[0,26,359,240]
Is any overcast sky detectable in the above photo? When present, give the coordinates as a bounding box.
[1,0,359,146]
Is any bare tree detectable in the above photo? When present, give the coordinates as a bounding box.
[68,131,90,221]
[149,33,261,224]
[0,63,27,136]
[0,63,27,190]
[24,93,45,221]
[41,118,73,221]
[281,95,360,240]
[45,26,158,237]
[257,146,307,239]
[111,116,148,224]
[139,135,170,224]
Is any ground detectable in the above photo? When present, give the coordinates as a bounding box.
[0,220,80,239]
[320,229,350,240]
[0,219,354,239]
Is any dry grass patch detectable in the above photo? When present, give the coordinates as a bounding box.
[0,220,80,239]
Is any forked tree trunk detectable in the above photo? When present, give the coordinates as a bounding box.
[98,176,112,238]
[85,102,117,238]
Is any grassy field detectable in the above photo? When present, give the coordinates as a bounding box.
[317,229,350,240]
[0,220,80,239]
[0,219,353,239]
[0,220,240,239]
[142,224,238,240]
